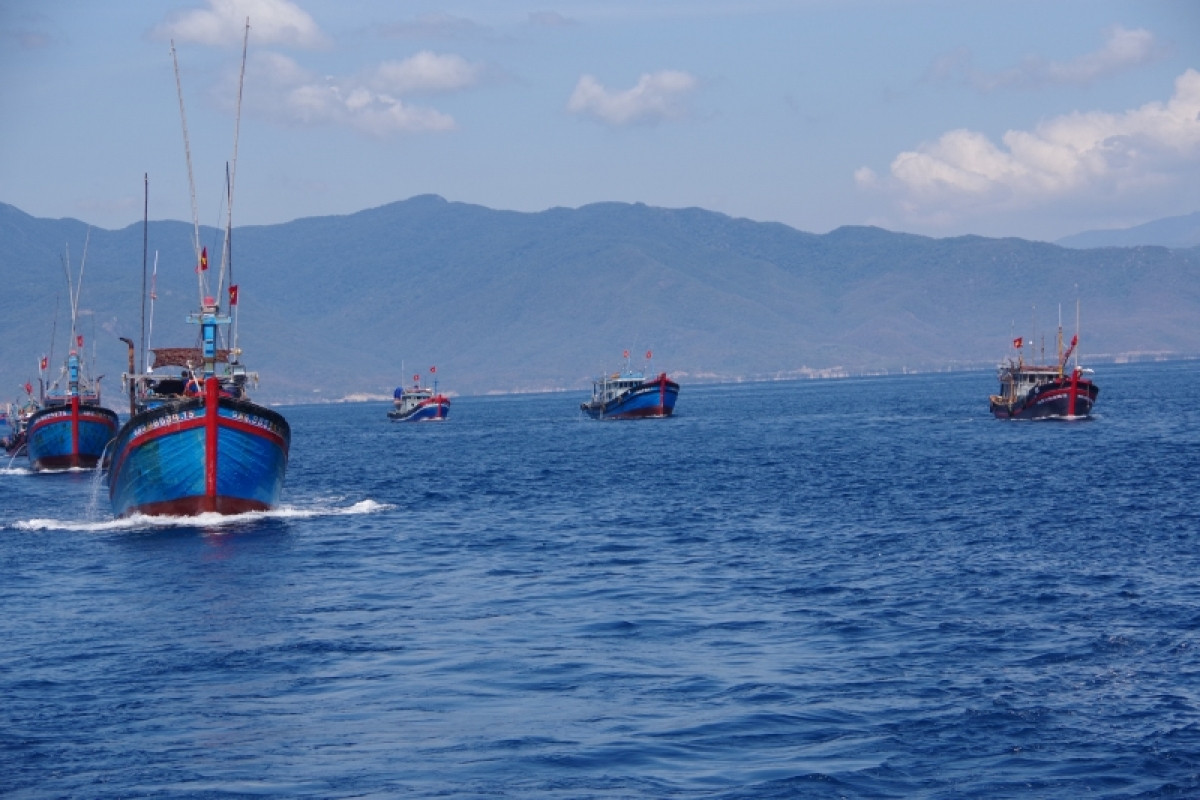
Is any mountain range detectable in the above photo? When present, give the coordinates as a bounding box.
[1057,211,1200,249]
[1,196,1197,405]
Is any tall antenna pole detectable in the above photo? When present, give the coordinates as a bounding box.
[61,244,75,350]
[141,173,148,376]
[1080,296,1089,371]
[171,39,203,304]
[219,18,249,298]
[147,252,159,371]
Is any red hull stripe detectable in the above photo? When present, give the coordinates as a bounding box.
[71,396,79,458]
[205,378,219,501]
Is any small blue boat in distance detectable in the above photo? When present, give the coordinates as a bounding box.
[26,349,119,471]
[388,367,450,422]
[581,350,679,420]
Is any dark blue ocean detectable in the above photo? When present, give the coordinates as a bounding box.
[3,361,1199,799]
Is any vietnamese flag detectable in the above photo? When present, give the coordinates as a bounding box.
[1013,337,1023,349]
[198,246,209,272]
[430,365,436,374]
[39,355,48,371]
[646,350,652,359]
[229,284,239,306]
[24,382,32,395]
[76,334,84,347]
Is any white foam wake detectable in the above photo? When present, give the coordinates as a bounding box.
[13,498,394,532]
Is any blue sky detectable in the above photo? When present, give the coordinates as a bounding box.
[2,0,1198,241]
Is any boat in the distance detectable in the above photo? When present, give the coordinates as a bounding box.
[24,239,120,471]
[388,367,450,422]
[581,351,679,420]
[2,387,41,458]
[26,349,119,470]
[989,314,1098,420]
[106,26,289,517]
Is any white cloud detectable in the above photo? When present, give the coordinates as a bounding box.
[931,26,1164,92]
[860,69,1200,223]
[153,0,328,48]
[370,52,482,95]
[252,52,457,136]
[567,70,698,125]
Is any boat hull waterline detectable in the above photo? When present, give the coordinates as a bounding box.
[990,378,1099,419]
[25,398,119,470]
[581,373,679,420]
[107,382,290,517]
[388,400,451,424]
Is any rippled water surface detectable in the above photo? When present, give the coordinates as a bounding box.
[3,361,1199,798]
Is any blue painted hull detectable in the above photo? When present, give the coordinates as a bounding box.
[582,378,679,420]
[107,396,290,517]
[25,402,119,470]
[387,400,450,422]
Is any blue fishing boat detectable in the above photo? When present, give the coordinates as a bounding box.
[25,350,118,470]
[2,388,41,458]
[581,351,679,420]
[106,26,289,517]
[388,368,450,422]
[25,236,119,471]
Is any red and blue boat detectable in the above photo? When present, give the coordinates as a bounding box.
[25,235,119,471]
[581,351,679,420]
[25,350,119,470]
[388,368,450,422]
[2,388,41,458]
[107,344,290,517]
[106,28,289,517]
[989,316,1098,420]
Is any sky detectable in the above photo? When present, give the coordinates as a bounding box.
[1,0,1198,242]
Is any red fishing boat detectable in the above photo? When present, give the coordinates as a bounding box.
[989,310,1098,420]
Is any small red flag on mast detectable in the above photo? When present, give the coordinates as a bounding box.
[198,246,209,272]
[229,284,239,306]
[430,366,436,373]
[1013,337,1023,349]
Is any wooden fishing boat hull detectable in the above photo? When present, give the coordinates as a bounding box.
[25,399,119,470]
[581,374,679,420]
[990,375,1099,420]
[107,386,290,517]
[387,396,450,422]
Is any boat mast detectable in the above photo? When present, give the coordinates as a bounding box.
[146,252,159,371]
[62,231,89,398]
[140,173,148,379]
[171,40,204,305]
[223,19,250,360]
[1056,304,1064,376]
[1074,296,1081,371]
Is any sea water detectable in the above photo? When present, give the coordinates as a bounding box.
[2,361,1198,798]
